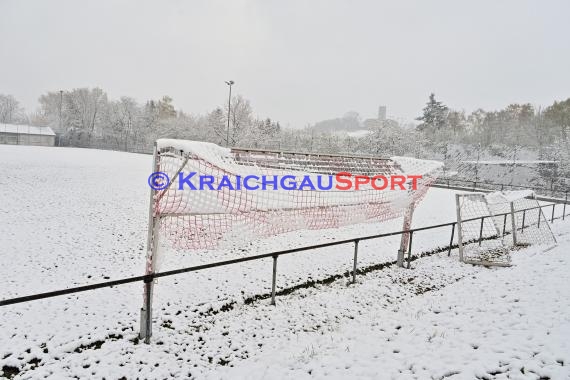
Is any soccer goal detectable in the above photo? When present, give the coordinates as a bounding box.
[455,191,556,266]
[140,139,443,342]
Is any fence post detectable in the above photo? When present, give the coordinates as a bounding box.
[398,203,415,268]
[502,213,508,237]
[270,255,278,305]
[478,217,485,246]
[406,231,414,269]
[521,210,526,233]
[352,240,359,284]
[456,194,464,263]
[562,190,568,220]
[551,203,555,223]
[510,202,518,246]
[448,223,455,256]
[537,208,541,229]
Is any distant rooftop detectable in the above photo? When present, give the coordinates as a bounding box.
[0,123,56,136]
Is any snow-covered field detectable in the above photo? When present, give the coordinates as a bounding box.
[1,145,569,379]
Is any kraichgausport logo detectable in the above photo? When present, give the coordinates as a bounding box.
[148,172,422,191]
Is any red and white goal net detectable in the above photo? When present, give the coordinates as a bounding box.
[148,139,443,252]
[140,139,442,341]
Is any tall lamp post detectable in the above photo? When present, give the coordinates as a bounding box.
[225,80,234,147]
[59,90,63,147]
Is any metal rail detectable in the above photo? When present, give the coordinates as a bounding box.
[435,177,569,201]
[1,202,566,308]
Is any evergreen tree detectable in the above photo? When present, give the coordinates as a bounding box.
[158,96,177,119]
[416,93,449,132]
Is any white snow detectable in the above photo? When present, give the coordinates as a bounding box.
[345,130,373,138]
[0,144,569,379]
[221,234,570,379]
[486,190,535,204]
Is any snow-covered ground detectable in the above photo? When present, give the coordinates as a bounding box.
[222,232,570,380]
[0,145,569,379]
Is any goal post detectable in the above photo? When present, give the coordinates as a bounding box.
[139,139,443,342]
[140,142,161,343]
[455,190,556,267]
[509,193,557,248]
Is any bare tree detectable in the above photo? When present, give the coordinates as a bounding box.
[108,97,140,150]
[64,88,108,136]
[225,95,253,146]
[207,107,226,145]
[0,94,24,123]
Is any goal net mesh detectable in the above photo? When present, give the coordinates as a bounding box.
[152,139,443,250]
[456,191,556,266]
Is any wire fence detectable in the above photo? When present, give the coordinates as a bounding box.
[435,177,570,201]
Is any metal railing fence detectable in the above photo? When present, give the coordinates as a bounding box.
[435,177,570,201]
[1,201,567,312]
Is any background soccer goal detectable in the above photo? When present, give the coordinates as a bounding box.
[455,191,556,266]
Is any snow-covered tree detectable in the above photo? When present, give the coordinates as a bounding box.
[157,96,177,120]
[0,94,25,124]
[416,93,449,133]
[207,107,226,145]
[446,110,466,138]
[63,88,108,136]
[225,95,253,146]
[544,98,570,141]
[107,97,141,150]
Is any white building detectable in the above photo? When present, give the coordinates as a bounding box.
[0,123,56,147]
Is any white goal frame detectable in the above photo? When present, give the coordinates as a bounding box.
[455,192,556,267]
[138,140,442,342]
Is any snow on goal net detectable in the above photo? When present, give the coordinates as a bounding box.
[140,139,443,341]
[148,139,443,253]
[456,191,556,266]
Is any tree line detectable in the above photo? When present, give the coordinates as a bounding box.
[1,89,569,166]
[416,93,570,148]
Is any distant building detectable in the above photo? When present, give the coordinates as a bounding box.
[0,123,56,147]
[378,106,386,121]
[364,105,392,129]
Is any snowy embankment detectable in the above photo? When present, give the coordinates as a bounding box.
[0,145,569,379]
[221,224,570,380]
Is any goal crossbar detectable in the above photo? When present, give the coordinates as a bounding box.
[139,139,444,342]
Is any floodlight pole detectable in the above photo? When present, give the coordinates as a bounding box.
[59,90,63,146]
[225,80,234,147]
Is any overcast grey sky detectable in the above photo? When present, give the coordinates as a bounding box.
[1,0,569,127]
